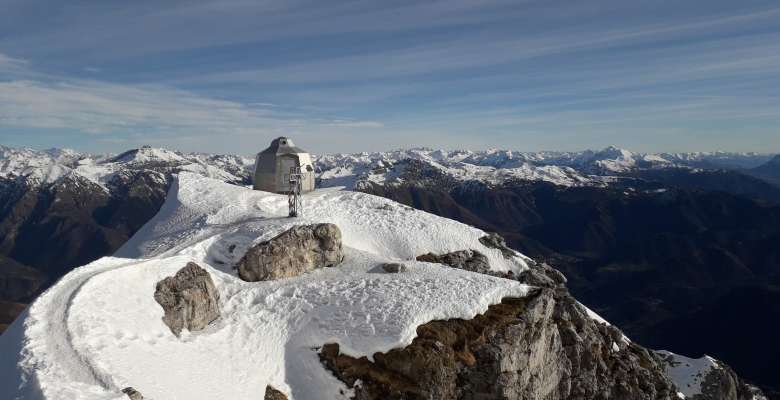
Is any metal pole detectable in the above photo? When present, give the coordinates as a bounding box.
[288,166,303,217]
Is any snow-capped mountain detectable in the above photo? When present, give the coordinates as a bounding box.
[314,146,776,190]
[1,144,773,192]
[0,173,764,400]
[0,145,254,188]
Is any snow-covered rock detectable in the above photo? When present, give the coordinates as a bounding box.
[657,351,768,400]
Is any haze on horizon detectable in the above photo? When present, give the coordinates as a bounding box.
[1,0,779,156]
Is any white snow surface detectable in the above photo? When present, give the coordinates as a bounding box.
[0,173,531,400]
[656,350,721,398]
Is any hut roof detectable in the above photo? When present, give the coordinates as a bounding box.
[259,137,307,156]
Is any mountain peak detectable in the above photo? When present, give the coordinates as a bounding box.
[110,146,187,164]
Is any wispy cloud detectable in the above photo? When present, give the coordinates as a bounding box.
[0,62,385,153]
[1,1,779,153]
[0,52,28,72]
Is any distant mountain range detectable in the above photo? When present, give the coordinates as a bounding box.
[748,155,780,187]
[2,144,775,191]
[315,146,777,191]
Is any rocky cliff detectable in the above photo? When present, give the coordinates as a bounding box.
[320,236,765,400]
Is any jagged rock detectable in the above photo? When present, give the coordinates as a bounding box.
[121,387,143,400]
[237,223,344,282]
[321,288,680,400]
[418,234,566,289]
[381,263,407,273]
[372,235,762,399]
[416,250,491,275]
[515,261,567,288]
[481,233,568,288]
[264,385,288,400]
[154,262,220,337]
[479,232,517,259]
[656,352,768,400]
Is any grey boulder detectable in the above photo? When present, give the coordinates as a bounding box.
[121,387,143,400]
[416,249,491,275]
[264,386,288,400]
[237,223,344,282]
[154,262,220,337]
[381,262,407,273]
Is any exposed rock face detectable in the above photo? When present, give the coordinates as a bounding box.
[693,364,768,400]
[416,250,491,275]
[154,262,220,337]
[516,261,567,288]
[381,263,407,273]
[656,352,768,400]
[479,232,517,259]
[321,289,678,400]
[264,385,288,400]
[121,387,143,400]
[237,223,344,282]
[321,234,764,400]
[418,236,567,289]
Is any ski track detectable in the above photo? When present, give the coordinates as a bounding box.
[28,258,141,399]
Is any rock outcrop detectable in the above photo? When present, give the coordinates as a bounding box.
[321,288,679,400]
[381,263,407,273]
[416,250,491,275]
[479,232,517,259]
[154,262,221,337]
[236,223,344,282]
[656,352,768,400]
[694,364,767,400]
[264,385,288,400]
[121,387,143,400]
[321,234,764,400]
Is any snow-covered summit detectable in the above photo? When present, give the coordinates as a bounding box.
[0,173,530,400]
[314,148,612,189]
[109,146,188,165]
[0,145,254,188]
[313,146,774,189]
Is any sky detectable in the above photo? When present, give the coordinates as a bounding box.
[0,0,779,156]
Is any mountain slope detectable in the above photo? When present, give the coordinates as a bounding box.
[360,180,780,395]
[0,171,766,399]
[0,146,254,334]
[0,173,531,400]
[747,155,780,187]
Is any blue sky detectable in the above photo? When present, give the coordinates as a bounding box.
[1,0,779,155]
